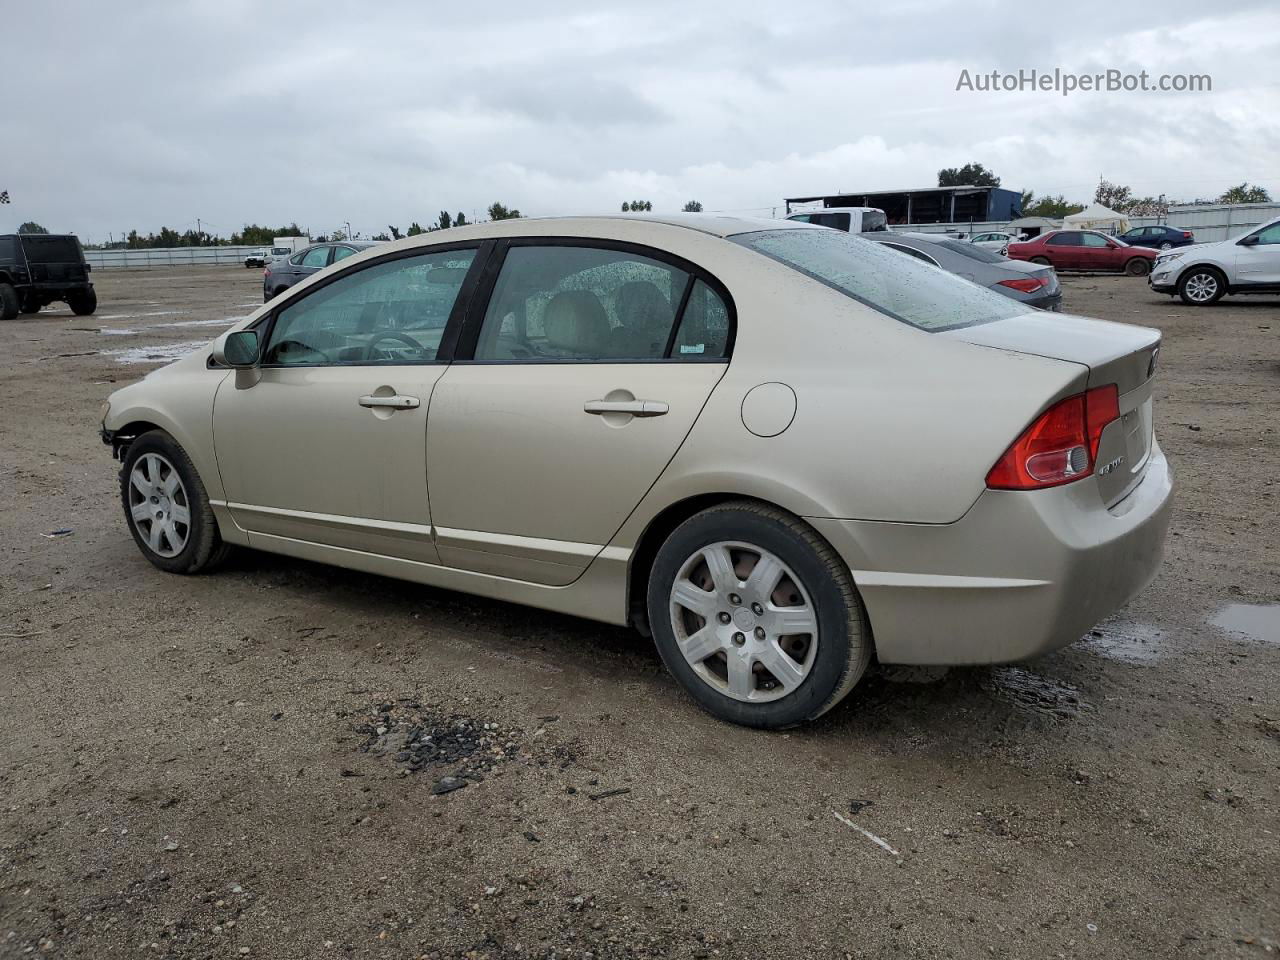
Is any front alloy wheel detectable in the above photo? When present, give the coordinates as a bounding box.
[120,431,232,573]
[127,453,191,557]
[1179,268,1224,305]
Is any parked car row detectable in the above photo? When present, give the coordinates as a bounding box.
[1149,215,1280,305]
[1006,231,1157,276]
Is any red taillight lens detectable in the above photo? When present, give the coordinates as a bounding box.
[996,276,1049,294]
[986,385,1120,490]
[1182,231,1192,239]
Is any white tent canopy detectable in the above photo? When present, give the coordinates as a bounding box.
[1062,203,1130,233]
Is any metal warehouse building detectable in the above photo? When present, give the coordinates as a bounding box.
[784,185,1023,225]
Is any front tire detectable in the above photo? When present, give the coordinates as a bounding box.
[646,501,871,729]
[1178,266,1225,306]
[120,431,232,574]
[0,283,18,321]
[69,288,98,315]
[1125,257,1151,277]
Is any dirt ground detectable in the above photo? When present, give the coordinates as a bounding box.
[1,266,1277,960]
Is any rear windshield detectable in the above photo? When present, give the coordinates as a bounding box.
[932,238,1008,263]
[21,235,81,264]
[732,229,1026,332]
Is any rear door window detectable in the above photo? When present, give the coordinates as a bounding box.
[471,244,730,361]
[301,246,332,268]
[1047,233,1081,246]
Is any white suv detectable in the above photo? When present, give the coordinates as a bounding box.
[1150,216,1280,305]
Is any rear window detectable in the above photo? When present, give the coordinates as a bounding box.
[732,229,1026,332]
[0,236,16,260]
[21,235,81,264]
[861,210,888,232]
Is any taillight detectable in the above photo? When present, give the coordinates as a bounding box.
[986,385,1120,490]
[1182,231,1192,239]
[996,276,1049,294]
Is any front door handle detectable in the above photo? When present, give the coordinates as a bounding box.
[359,394,420,410]
[584,399,669,417]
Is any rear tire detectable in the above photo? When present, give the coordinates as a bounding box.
[120,431,232,574]
[68,288,98,315]
[0,283,18,321]
[1178,266,1226,306]
[646,500,872,729]
[1030,256,1050,265]
[20,296,41,315]
[1125,258,1151,277]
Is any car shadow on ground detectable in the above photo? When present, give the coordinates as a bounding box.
[219,549,1098,744]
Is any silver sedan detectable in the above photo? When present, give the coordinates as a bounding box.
[867,233,1062,310]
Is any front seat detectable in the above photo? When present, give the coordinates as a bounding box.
[543,290,610,358]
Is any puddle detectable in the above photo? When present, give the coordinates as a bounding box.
[161,316,246,328]
[101,340,208,365]
[98,328,139,336]
[94,310,183,320]
[1083,620,1166,664]
[980,667,1090,720]
[1210,604,1280,646]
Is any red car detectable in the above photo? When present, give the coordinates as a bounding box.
[1006,230,1158,277]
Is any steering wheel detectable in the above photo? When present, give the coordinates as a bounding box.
[271,339,331,364]
[365,331,430,362]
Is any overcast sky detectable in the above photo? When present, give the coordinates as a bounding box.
[6,0,1279,241]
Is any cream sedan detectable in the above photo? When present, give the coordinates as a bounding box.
[101,215,1172,728]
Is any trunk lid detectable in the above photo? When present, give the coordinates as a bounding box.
[943,312,1160,506]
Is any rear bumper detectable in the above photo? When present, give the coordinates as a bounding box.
[1028,290,1063,311]
[810,441,1173,664]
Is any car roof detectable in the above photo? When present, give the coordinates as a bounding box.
[360,214,812,246]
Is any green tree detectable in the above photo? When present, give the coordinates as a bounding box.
[682,200,703,212]
[17,221,49,234]
[487,202,521,220]
[371,231,392,241]
[388,225,403,240]
[436,211,453,231]
[1218,182,1271,204]
[1094,180,1133,211]
[455,212,468,226]
[623,200,653,212]
[406,221,426,236]
[937,163,1000,187]
[1022,194,1085,218]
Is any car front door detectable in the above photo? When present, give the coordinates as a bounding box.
[425,240,733,585]
[1077,232,1113,269]
[213,244,485,561]
[1234,222,1280,285]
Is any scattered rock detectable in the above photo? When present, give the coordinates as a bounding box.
[431,776,468,796]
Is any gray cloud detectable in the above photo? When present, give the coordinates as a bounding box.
[4,0,1278,240]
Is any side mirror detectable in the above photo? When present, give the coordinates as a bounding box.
[1237,234,1259,246]
[213,329,260,367]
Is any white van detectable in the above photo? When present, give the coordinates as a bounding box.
[785,206,888,233]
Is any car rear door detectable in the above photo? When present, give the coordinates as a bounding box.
[1044,232,1081,268]
[424,239,733,585]
[213,243,485,560]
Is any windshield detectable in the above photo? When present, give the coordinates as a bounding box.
[731,229,1026,332]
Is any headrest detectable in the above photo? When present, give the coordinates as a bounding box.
[543,290,610,356]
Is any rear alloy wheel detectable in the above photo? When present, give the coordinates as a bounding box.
[1125,258,1151,277]
[1178,267,1225,306]
[0,283,18,321]
[1160,242,1173,250]
[120,431,232,574]
[647,501,871,728]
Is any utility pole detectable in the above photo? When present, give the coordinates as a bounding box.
[197,217,202,239]
[345,220,352,241]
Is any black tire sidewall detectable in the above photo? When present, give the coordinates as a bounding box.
[69,288,97,315]
[0,284,18,321]
[647,508,856,729]
[120,432,219,573]
[1126,258,1150,277]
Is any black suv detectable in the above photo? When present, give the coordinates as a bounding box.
[0,233,97,319]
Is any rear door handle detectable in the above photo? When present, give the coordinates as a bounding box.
[359,394,420,410]
[584,399,669,417]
